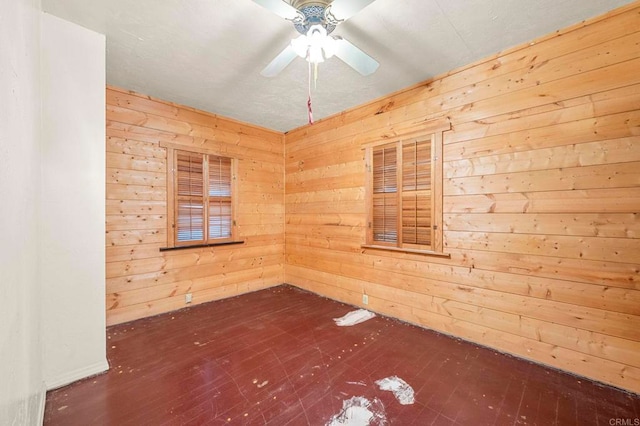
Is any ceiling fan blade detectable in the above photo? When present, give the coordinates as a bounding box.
[333,38,379,76]
[261,45,298,77]
[327,0,377,21]
[252,0,300,20]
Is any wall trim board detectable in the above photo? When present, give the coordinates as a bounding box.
[45,360,109,391]
[37,382,47,425]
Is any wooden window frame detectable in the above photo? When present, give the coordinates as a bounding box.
[362,125,450,258]
[161,142,241,250]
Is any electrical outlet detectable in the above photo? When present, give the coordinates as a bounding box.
[362,294,369,305]
[185,293,192,304]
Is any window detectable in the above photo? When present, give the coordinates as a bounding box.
[363,129,447,256]
[162,144,240,249]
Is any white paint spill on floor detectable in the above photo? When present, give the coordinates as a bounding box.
[375,376,415,405]
[326,396,387,426]
[333,309,376,327]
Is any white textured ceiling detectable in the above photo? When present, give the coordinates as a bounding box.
[43,0,633,132]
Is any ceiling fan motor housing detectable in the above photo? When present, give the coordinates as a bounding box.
[288,0,337,35]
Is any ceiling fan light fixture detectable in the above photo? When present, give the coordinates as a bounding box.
[291,35,309,58]
[289,24,336,64]
[308,45,325,63]
[307,24,328,62]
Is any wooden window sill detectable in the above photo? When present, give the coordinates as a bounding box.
[361,244,451,258]
[160,240,244,252]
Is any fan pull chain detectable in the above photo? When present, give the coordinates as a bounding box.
[307,56,314,125]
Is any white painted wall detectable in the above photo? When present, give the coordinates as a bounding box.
[0,5,107,423]
[0,0,45,423]
[40,13,108,389]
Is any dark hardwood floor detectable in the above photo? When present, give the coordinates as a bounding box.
[45,285,639,425]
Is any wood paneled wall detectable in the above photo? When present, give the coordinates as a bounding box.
[284,3,640,393]
[105,87,284,325]
[105,2,639,394]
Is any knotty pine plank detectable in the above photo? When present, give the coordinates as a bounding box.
[445,84,640,145]
[444,137,640,178]
[107,243,284,279]
[444,231,640,264]
[443,212,640,238]
[107,253,284,295]
[445,188,640,214]
[106,136,167,158]
[107,87,283,143]
[107,121,283,164]
[107,104,283,156]
[105,278,281,326]
[285,249,640,316]
[106,214,166,231]
[106,167,165,187]
[107,264,284,311]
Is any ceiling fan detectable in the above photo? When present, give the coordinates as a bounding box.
[253,0,380,77]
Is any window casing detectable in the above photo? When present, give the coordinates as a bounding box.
[364,130,445,255]
[165,146,238,248]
